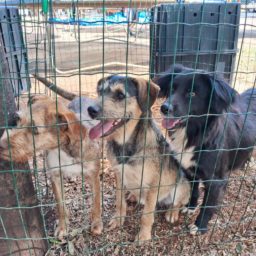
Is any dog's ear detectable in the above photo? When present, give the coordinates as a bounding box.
[203,74,237,114]
[131,77,160,112]
[153,64,186,97]
[97,77,107,95]
[169,64,186,74]
[48,109,87,140]
[60,111,87,140]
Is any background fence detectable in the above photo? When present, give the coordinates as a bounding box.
[0,0,255,255]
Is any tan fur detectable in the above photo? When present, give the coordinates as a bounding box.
[0,95,103,238]
[92,76,190,243]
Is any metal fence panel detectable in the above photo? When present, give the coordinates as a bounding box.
[151,3,240,81]
[0,7,30,96]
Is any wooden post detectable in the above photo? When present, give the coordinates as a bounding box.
[0,40,48,255]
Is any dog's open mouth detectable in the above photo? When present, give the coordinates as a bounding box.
[162,117,183,130]
[89,118,127,140]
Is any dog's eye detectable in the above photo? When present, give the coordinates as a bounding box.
[115,91,125,100]
[186,92,196,98]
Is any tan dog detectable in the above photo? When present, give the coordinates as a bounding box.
[0,95,103,238]
[88,75,190,243]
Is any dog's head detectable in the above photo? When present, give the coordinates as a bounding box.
[88,75,159,140]
[154,64,237,131]
[0,95,86,163]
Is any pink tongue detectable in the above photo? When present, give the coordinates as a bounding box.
[89,121,113,140]
[162,118,179,130]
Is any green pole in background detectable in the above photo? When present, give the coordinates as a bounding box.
[41,0,49,14]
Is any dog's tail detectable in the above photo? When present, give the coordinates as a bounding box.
[33,74,77,101]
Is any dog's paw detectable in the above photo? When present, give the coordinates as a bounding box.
[189,224,199,235]
[54,218,69,239]
[126,192,137,203]
[165,211,179,224]
[135,231,151,245]
[107,216,123,231]
[182,207,196,216]
[54,224,68,239]
[91,219,103,235]
[165,211,171,222]
[181,207,188,214]
[170,213,179,224]
[189,224,208,235]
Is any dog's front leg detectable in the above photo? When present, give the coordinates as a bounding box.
[188,180,199,210]
[135,187,158,243]
[87,162,103,235]
[182,179,199,215]
[51,173,69,239]
[108,169,127,230]
[190,179,227,235]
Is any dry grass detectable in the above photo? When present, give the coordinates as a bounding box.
[44,164,256,256]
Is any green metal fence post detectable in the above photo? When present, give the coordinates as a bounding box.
[41,0,49,15]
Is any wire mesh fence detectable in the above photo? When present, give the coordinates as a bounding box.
[0,1,255,255]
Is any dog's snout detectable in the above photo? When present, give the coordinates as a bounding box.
[88,106,100,119]
[161,103,173,115]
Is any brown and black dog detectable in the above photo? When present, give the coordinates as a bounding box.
[88,75,190,243]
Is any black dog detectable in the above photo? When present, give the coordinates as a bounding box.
[154,64,256,234]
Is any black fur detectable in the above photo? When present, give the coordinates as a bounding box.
[155,64,256,233]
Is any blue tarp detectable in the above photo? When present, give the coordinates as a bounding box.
[49,11,150,26]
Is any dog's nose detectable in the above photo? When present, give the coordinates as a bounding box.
[161,103,173,115]
[8,112,20,127]
[88,106,100,119]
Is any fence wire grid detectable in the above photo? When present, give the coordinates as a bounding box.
[0,1,255,255]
